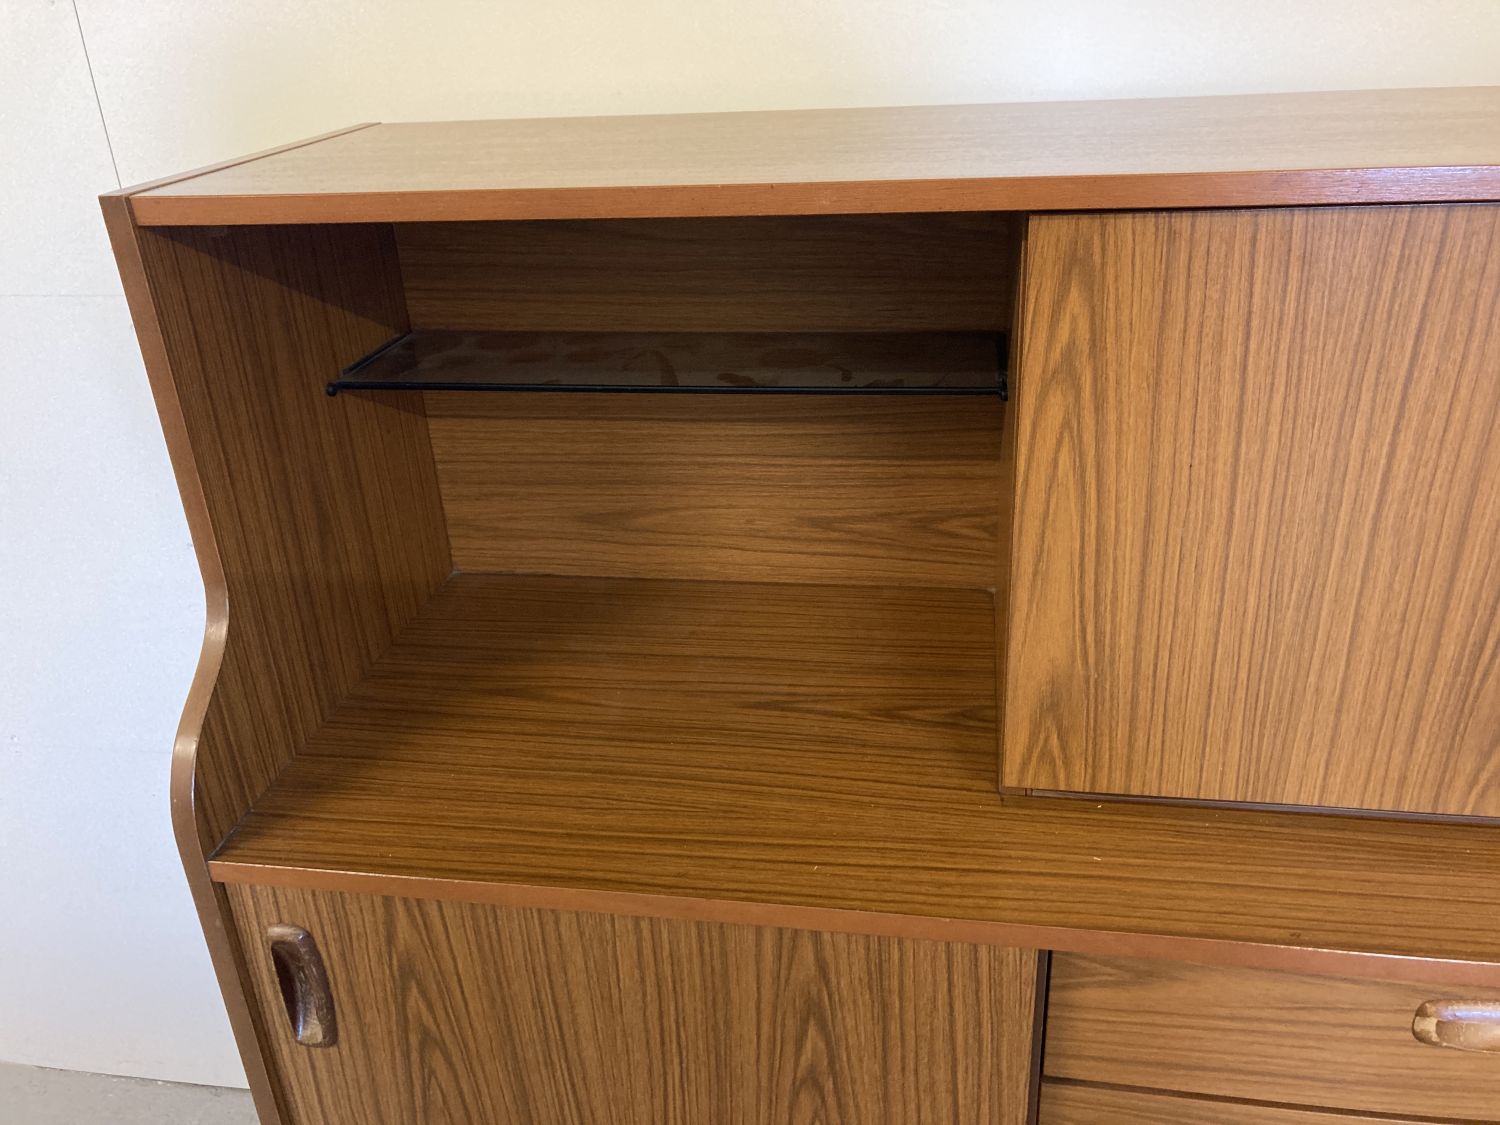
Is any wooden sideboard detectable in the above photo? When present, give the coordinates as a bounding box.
[104,87,1500,1124]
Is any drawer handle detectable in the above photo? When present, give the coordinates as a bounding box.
[268,923,338,1048]
[1412,1000,1500,1053]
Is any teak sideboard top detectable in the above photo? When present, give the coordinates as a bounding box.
[120,85,1500,224]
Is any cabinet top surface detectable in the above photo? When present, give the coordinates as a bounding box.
[121,86,1500,225]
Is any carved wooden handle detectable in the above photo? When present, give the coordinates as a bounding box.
[1412,1000,1500,1053]
[268,923,338,1048]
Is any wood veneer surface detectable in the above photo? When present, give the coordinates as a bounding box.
[128,87,1500,224]
[1038,1083,1432,1125]
[396,213,1020,333]
[1045,954,1500,1120]
[106,217,453,1125]
[426,394,1002,585]
[133,223,452,849]
[1005,203,1500,818]
[229,883,1040,1125]
[211,574,1500,981]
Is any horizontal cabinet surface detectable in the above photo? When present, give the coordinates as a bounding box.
[1039,1082,1432,1124]
[227,882,1042,1125]
[209,571,1500,976]
[1045,954,1500,1120]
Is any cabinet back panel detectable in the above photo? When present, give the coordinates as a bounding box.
[427,393,1004,586]
[395,213,1020,332]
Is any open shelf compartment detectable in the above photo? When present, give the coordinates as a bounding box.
[329,329,1007,396]
[208,571,1500,972]
[135,213,1500,980]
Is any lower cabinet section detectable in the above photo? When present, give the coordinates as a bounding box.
[222,887,1500,1124]
[1038,1082,1433,1124]
[1044,954,1500,1122]
[224,883,1043,1125]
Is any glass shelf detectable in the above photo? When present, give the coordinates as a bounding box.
[329,330,1006,396]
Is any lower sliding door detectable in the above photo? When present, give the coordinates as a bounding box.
[225,883,1043,1125]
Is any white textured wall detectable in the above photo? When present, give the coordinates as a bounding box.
[2,0,1498,1088]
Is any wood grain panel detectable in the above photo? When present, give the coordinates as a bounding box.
[226,882,1042,1125]
[427,394,1003,585]
[211,573,1500,980]
[1039,1083,1432,1125]
[113,218,454,1125]
[396,213,1019,332]
[131,224,452,849]
[105,198,295,1125]
[1045,954,1500,1120]
[1004,204,1500,817]
[127,87,1500,224]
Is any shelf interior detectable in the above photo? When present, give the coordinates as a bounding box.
[331,330,1005,395]
[211,572,1500,970]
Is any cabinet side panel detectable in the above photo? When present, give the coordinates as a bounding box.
[225,883,1041,1125]
[1004,204,1500,816]
[136,223,452,848]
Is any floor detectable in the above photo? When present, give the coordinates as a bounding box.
[0,1062,257,1124]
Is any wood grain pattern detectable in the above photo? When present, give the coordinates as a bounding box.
[105,210,454,1124]
[1038,1083,1433,1125]
[210,573,1500,981]
[1045,954,1500,1120]
[1004,204,1500,818]
[127,87,1500,224]
[395,214,1020,332]
[103,198,293,1125]
[427,394,1002,584]
[226,882,1042,1125]
[134,224,453,850]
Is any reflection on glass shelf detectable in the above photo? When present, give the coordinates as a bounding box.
[329,329,1006,396]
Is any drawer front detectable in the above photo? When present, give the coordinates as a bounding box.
[1039,1082,1430,1124]
[1045,954,1500,1121]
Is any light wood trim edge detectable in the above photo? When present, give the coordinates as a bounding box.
[130,165,1500,226]
[100,196,287,1125]
[103,122,379,201]
[204,860,1500,988]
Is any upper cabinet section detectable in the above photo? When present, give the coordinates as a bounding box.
[119,87,1500,225]
[1004,204,1500,819]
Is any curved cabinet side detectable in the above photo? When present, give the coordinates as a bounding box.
[100,198,451,1123]
[101,195,284,1125]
